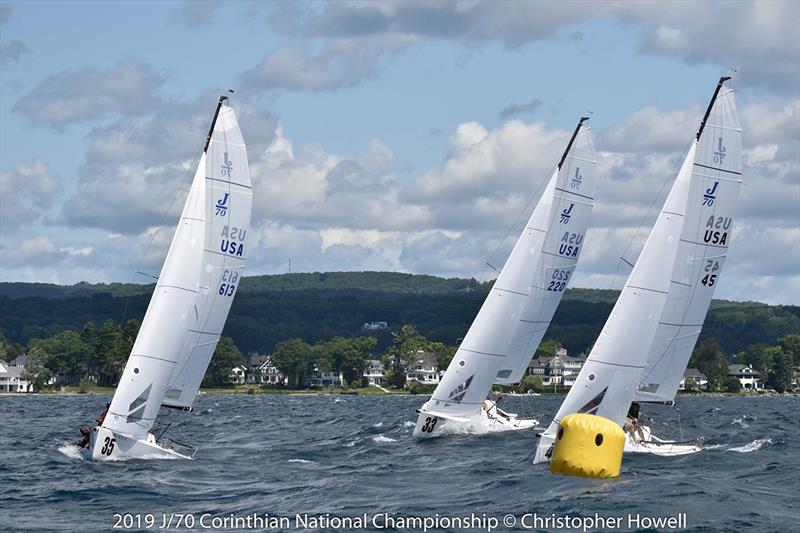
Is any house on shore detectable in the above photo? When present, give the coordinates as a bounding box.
[246,354,287,385]
[728,364,761,390]
[363,359,385,386]
[526,349,586,387]
[406,351,439,384]
[679,368,708,391]
[0,360,33,393]
[308,370,345,388]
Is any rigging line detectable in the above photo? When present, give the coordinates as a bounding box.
[120,143,206,329]
[478,164,557,285]
[609,137,694,292]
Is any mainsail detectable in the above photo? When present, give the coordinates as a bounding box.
[102,97,251,438]
[635,81,742,402]
[536,78,740,458]
[163,103,252,409]
[418,118,595,420]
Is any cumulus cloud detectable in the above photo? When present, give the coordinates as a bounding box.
[59,93,278,234]
[174,0,224,27]
[14,58,166,128]
[0,160,61,228]
[241,35,415,92]
[269,1,799,94]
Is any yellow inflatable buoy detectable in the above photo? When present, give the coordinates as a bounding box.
[550,413,625,478]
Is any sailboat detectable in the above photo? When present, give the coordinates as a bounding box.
[534,77,741,463]
[413,117,596,438]
[87,95,252,461]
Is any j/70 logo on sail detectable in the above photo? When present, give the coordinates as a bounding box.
[220,152,234,177]
[702,181,718,206]
[560,203,574,223]
[713,137,726,165]
[570,167,582,190]
[215,193,229,216]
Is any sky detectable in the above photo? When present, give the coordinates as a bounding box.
[0,0,798,305]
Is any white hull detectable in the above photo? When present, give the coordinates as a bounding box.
[88,426,193,461]
[414,400,538,439]
[623,425,703,456]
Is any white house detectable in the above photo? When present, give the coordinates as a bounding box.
[0,360,33,393]
[309,370,345,388]
[246,355,286,385]
[678,368,708,391]
[406,351,439,384]
[229,365,247,385]
[728,364,761,390]
[361,321,388,331]
[363,359,385,386]
[527,353,586,387]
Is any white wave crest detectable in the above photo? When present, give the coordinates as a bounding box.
[728,438,772,453]
[58,443,86,460]
[371,435,397,443]
[288,458,315,464]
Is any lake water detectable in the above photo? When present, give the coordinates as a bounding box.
[0,394,797,532]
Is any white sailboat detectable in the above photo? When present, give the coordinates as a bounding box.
[413,117,596,438]
[534,77,741,463]
[87,95,252,461]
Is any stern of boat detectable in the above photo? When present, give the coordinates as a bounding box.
[89,426,193,461]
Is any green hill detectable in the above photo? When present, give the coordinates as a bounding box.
[1,272,796,356]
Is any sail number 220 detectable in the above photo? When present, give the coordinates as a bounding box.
[547,269,571,292]
[218,269,239,297]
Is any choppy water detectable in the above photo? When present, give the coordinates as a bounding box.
[1,394,798,532]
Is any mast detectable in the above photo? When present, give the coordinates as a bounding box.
[203,95,229,153]
[696,76,731,140]
[558,116,590,170]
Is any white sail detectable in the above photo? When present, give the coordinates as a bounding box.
[541,142,696,436]
[635,84,741,402]
[103,156,207,438]
[535,78,740,463]
[101,99,251,440]
[163,104,252,409]
[418,120,595,420]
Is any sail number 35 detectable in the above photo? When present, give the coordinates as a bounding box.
[101,436,116,456]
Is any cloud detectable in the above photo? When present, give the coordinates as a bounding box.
[174,0,224,27]
[59,93,278,234]
[274,1,799,94]
[0,160,61,228]
[241,36,415,92]
[302,1,601,45]
[600,105,701,153]
[615,1,800,94]
[498,98,542,120]
[0,40,29,65]
[14,58,166,128]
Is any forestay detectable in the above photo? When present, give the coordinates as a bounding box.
[635,82,741,402]
[420,119,595,419]
[542,142,696,434]
[103,156,207,438]
[163,104,253,409]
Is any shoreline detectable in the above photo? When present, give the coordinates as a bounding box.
[2,389,797,398]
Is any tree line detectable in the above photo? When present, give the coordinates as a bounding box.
[688,334,799,393]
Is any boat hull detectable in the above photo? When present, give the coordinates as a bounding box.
[413,400,538,439]
[89,426,192,461]
[623,425,703,456]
